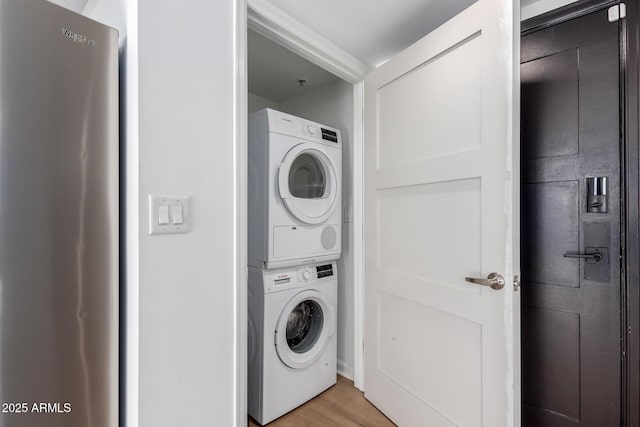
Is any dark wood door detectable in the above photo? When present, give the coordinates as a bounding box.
[521,8,621,427]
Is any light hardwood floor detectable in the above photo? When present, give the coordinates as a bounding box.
[248,375,396,427]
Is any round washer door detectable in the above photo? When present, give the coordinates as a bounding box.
[275,289,334,369]
[278,143,338,225]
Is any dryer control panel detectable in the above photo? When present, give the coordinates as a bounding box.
[264,108,342,148]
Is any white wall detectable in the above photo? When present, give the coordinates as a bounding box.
[279,79,356,379]
[249,92,279,113]
[47,0,90,15]
[521,0,579,20]
[137,1,239,426]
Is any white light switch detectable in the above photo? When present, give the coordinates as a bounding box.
[172,205,184,224]
[158,205,170,225]
[149,195,191,235]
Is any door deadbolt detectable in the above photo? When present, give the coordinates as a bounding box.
[587,177,608,213]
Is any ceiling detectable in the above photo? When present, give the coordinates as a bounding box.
[265,0,478,68]
[248,29,339,102]
[249,0,480,101]
[48,0,89,11]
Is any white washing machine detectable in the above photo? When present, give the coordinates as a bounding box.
[248,108,342,269]
[248,261,338,425]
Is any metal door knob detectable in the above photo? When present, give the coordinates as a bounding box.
[465,272,505,290]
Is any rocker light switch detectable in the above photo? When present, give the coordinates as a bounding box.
[158,205,170,225]
[172,205,184,224]
[149,195,191,235]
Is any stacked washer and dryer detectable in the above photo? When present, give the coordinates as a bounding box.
[248,108,342,425]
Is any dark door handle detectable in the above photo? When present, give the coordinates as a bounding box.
[563,247,608,264]
[564,252,603,262]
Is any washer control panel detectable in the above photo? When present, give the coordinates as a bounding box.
[262,261,337,293]
[296,264,335,282]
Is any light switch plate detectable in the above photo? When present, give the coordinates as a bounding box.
[149,195,191,235]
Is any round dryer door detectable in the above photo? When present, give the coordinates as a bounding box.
[275,289,334,369]
[278,143,338,225]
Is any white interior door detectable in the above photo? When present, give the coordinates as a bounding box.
[363,0,520,426]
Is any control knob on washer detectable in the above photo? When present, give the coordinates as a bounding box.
[302,269,312,281]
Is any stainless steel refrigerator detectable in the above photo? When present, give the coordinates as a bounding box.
[0,1,119,426]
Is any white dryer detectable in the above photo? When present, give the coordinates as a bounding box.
[248,262,337,425]
[249,108,342,269]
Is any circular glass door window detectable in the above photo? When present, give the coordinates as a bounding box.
[275,290,333,369]
[288,153,326,199]
[286,300,324,353]
[278,144,339,225]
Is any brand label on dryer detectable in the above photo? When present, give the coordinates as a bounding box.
[276,115,298,130]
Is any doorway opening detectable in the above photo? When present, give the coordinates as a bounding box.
[247,24,358,377]
[241,0,516,425]
[245,22,367,426]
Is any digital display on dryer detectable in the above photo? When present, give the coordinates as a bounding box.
[316,264,334,278]
[321,128,338,143]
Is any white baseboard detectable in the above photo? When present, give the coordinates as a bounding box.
[337,360,354,381]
